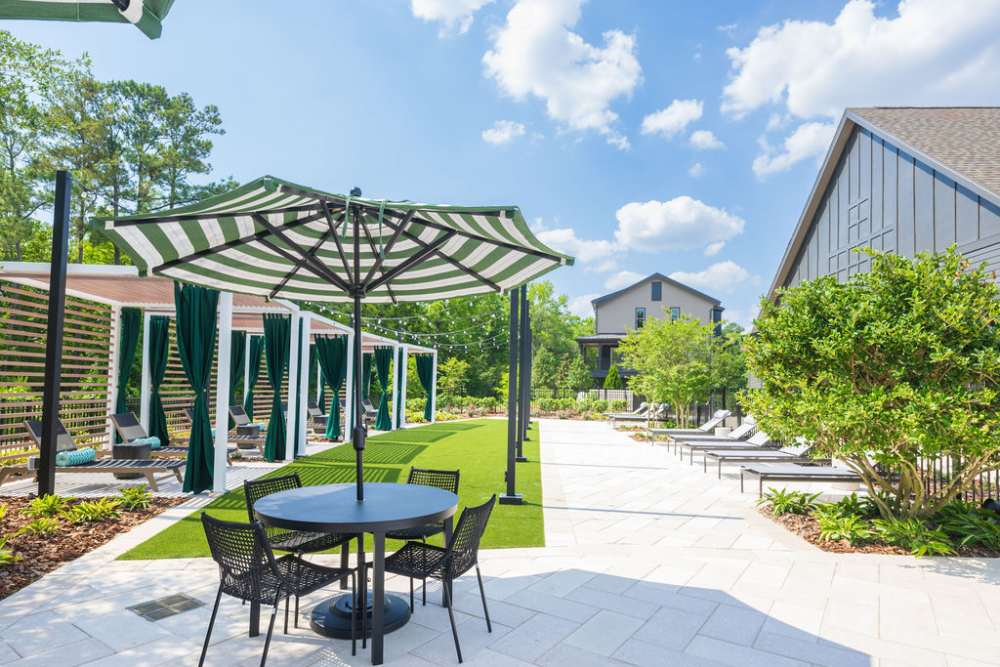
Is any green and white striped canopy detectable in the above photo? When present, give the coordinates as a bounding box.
[0,0,173,39]
[101,176,574,303]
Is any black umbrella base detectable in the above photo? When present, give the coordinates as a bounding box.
[310,592,411,639]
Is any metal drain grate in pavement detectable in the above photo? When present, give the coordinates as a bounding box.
[127,593,205,621]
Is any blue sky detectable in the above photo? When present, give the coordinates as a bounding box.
[7,0,1000,327]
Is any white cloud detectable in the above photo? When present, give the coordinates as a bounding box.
[704,241,725,256]
[640,99,703,139]
[605,270,643,290]
[483,0,641,150]
[670,261,756,295]
[717,23,738,37]
[720,304,760,330]
[481,120,526,145]
[722,0,1000,120]
[534,225,616,268]
[689,129,725,150]
[614,196,746,254]
[568,293,599,318]
[411,0,494,36]
[752,121,835,177]
[688,162,705,178]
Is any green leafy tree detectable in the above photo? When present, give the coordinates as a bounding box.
[619,316,714,426]
[437,357,470,397]
[531,346,561,396]
[562,354,593,393]
[742,248,1000,519]
[603,364,624,389]
[711,322,747,406]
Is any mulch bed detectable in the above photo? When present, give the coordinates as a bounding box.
[761,508,999,557]
[0,495,184,600]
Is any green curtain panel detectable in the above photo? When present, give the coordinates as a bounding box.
[416,354,434,421]
[373,346,393,431]
[309,344,324,414]
[315,336,347,440]
[147,315,171,446]
[228,331,246,429]
[114,307,141,442]
[244,335,263,419]
[395,352,405,427]
[173,282,219,493]
[263,315,290,461]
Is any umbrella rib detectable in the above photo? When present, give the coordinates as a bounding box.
[111,204,334,226]
[367,231,455,292]
[358,215,397,303]
[151,212,327,275]
[382,209,564,264]
[379,216,502,292]
[268,230,332,299]
[252,214,352,293]
[322,202,354,286]
[362,210,414,289]
[276,184,506,218]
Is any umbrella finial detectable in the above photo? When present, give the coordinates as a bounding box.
[350,187,362,197]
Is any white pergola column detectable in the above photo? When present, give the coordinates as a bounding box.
[242,333,251,410]
[430,350,438,424]
[398,345,409,429]
[391,344,401,430]
[139,310,152,433]
[315,346,323,411]
[344,331,354,442]
[213,292,233,494]
[106,304,122,445]
[284,311,301,462]
[296,314,311,456]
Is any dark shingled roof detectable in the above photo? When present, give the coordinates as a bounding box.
[849,107,1000,200]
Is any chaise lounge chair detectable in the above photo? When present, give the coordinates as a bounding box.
[739,461,861,496]
[605,402,648,421]
[217,406,265,458]
[109,411,236,464]
[23,419,185,492]
[668,415,756,444]
[702,440,822,478]
[676,430,776,464]
[651,409,731,439]
[613,403,667,427]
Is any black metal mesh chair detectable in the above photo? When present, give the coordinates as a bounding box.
[381,495,496,663]
[386,468,460,545]
[199,513,356,666]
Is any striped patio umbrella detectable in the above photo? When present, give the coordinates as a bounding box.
[101,175,573,500]
[0,0,174,39]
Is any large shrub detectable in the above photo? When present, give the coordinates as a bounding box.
[743,248,1000,519]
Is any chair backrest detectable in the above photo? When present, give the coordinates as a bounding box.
[698,410,732,432]
[110,412,147,442]
[201,513,276,600]
[183,406,195,423]
[307,404,322,418]
[229,405,251,426]
[24,419,77,452]
[407,467,460,495]
[746,431,771,446]
[445,495,496,579]
[634,402,649,414]
[243,473,303,523]
[362,399,376,414]
[726,419,757,440]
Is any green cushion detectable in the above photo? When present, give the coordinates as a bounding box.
[55,447,97,467]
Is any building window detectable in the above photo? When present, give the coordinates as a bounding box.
[670,306,680,321]
[651,281,662,301]
[635,307,646,329]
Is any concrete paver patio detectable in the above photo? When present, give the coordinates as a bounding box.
[2,419,1000,666]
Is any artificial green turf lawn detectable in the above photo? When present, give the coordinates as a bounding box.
[119,419,542,559]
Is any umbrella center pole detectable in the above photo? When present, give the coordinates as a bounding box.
[351,197,367,503]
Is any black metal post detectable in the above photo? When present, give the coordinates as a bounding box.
[500,289,522,505]
[516,286,529,458]
[350,199,366,503]
[39,171,71,497]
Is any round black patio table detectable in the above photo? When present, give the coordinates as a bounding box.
[254,482,458,665]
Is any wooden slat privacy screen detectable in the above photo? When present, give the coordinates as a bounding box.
[0,279,113,456]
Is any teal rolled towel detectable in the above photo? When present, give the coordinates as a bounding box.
[128,436,161,449]
[55,447,97,467]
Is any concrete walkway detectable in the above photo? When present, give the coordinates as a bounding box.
[2,419,1000,666]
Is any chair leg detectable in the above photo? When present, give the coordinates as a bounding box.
[260,602,279,667]
[284,592,290,634]
[294,595,299,629]
[475,565,492,633]
[350,573,357,657]
[409,577,414,612]
[198,584,223,667]
[422,577,426,606]
[443,580,463,663]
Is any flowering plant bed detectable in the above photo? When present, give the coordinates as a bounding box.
[0,491,183,600]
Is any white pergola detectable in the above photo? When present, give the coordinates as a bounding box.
[0,262,437,494]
